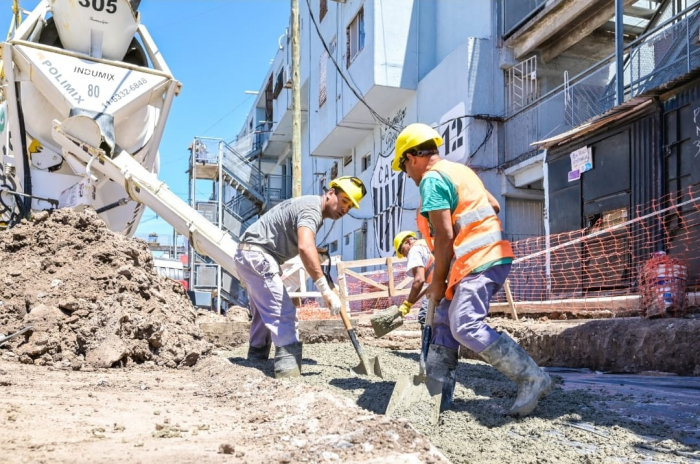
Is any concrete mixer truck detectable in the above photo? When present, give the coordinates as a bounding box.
[0,0,242,281]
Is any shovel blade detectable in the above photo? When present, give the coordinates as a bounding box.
[352,355,383,378]
[385,374,443,426]
[370,306,404,338]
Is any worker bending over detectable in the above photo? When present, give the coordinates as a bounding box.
[234,177,367,378]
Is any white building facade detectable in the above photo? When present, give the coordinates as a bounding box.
[233,0,665,261]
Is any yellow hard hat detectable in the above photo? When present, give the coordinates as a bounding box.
[394,230,417,258]
[329,176,366,209]
[392,123,443,172]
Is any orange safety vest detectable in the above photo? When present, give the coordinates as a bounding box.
[410,238,434,284]
[416,159,513,300]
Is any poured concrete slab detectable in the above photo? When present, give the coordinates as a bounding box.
[199,319,357,347]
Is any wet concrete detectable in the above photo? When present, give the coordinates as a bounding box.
[202,316,700,376]
[221,342,700,463]
[199,319,356,347]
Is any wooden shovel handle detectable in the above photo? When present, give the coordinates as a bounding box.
[338,303,353,331]
[425,299,436,328]
[399,286,428,312]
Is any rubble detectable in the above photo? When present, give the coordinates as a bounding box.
[0,209,210,369]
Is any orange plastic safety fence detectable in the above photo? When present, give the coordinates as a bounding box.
[296,264,409,320]
[299,184,700,320]
[494,184,700,317]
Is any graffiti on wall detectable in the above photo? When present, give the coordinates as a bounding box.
[368,103,466,257]
[371,108,407,257]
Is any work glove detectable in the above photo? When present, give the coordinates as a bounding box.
[399,300,413,317]
[314,277,342,316]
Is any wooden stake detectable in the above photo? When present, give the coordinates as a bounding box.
[503,278,519,321]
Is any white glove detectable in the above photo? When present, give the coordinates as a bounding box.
[314,277,342,316]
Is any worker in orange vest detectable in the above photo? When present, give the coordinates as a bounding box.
[392,123,552,416]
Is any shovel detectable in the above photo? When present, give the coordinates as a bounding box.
[338,304,383,377]
[0,326,32,347]
[320,250,382,378]
[370,287,428,338]
[385,300,442,425]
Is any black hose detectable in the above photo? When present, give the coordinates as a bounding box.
[95,197,130,214]
[14,82,32,219]
[0,172,25,227]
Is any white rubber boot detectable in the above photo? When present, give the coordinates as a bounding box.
[274,342,302,379]
[479,333,552,416]
[425,344,458,411]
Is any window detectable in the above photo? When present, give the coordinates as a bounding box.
[503,0,547,37]
[505,56,538,115]
[319,176,326,195]
[344,233,351,246]
[588,208,628,231]
[320,0,328,21]
[273,67,284,99]
[319,50,328,107]
[344,154,352,167]
[361,153,371,172]
[330,162,338,179]
[346,8,365,67]
[330,240,338,253]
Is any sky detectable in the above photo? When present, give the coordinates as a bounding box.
[9,0,291,244]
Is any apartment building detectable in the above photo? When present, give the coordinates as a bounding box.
[228,0,699,283]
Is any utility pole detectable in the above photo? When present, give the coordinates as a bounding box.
[291,0,302,197]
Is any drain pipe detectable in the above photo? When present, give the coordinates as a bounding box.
[654,97,665,253]
[615,0,624,106]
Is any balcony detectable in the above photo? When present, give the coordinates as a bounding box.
[504,0,664,63]
[308,0,417,158]
[504,3,700,162]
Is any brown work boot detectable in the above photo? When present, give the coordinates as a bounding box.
[479,333,552,416]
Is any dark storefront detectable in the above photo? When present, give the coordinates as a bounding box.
[545,81,700,292]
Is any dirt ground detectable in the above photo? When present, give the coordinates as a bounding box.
[0,355,451,464]
[3,344,699,464]
[0,210,445,463]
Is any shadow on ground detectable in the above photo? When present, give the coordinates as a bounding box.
[225,355,318,378]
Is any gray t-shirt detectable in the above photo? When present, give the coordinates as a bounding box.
[240,195,324,264]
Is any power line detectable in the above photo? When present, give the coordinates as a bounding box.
[466,119,493,165]
[199,95,254,136]
[304,0,402,133]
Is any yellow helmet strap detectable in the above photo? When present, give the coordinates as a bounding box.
[405,147,439,158]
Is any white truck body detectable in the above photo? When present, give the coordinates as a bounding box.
[1,0,242,280]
